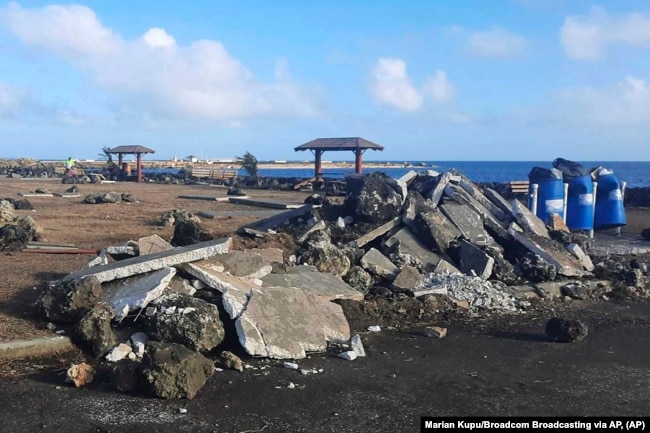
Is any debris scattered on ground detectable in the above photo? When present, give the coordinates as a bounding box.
[422,326,447,339]
[66,363,95,388]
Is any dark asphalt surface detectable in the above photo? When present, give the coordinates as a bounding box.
[1,299,649,432]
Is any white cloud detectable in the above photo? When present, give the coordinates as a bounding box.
[0,81,23,118]
[369,58,423,111]
[467,27,526,57]
[369,58,456,111]
[560,7,650,60]
[558,75,650,125]
[423,70,454,102]
[0,2,319,122]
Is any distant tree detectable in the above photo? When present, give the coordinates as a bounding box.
[236,151,259,186]
[98,146,113,164]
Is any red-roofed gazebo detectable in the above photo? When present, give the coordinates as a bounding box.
[294,137,384,179]
[106,145,155,183]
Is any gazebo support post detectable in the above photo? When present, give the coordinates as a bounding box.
[118,154,123,166]
[314,149,323,180]
[354,149,363,174]
[136,153,142,183]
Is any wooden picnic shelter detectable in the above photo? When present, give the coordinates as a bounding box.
[106,145,155,183]
[294,137,384,179]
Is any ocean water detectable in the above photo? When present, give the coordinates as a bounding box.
[144,161,650,187]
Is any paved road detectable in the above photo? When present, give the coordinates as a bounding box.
[1,299,649,432]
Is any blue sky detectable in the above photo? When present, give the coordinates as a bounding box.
[0,0,649,161]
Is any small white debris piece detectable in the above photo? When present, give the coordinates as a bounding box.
[191,279,206,290]
[423,326,447,339]
[287,382,296,389]
[145,306,157,316]
[178,408,187,414]
[164,306,177,315]
[351,334,366,357]
[215,368,224,372]
[130,332,149,358]
[55,330,65,335]
[367,325,381,333]
[179,307,196,315]
[336,217,346,228]
[338,351,357,361]
[283,362,299,370]
[127,352,137,360]
[105,343,133,362]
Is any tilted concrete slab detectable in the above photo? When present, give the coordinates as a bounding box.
[178,195,243,201]
[413,210,461,253]
[261,272,363,301]
[103,267,176,320]
[199,210,283,219]
[456,240,495,280]
[63,238,232,283]
[511,199,549,238]
[235,286,350,359]
[440,202,495,246]
[483,188,514,220]
[567,243,595,272]
[250,248,284,264]
[509,228,588,277]
[355,217,401,248]
[427,172,454,207]
[396,170,418,203]
[229,197,304,209]
[454,175,508,223]
[210,250,273,279]
[181,262,259,319]
[392,266,422,291]
[360,248,399,281]
[239,204,313,233]
[138,234,174,256]
[434,258,462,275]
[384,227,441,269]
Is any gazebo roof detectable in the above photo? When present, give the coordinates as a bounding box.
[294,137,384,152]
[107,145,155,154]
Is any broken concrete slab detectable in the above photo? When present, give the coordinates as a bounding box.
[211,250,273,279]
[392,265,422,291]
[199,209,282,219]
[19,192,54,197]
[360,248,400,281]
[412,210,461,253]
[229,197,303,209]
[138,234,173,256]
[440,202,494,246]
[106,245,138,260]
[455,240,495,280]
[511,199,550,238]
[239,205,313,234]
[427,172,454,206]
[167,276,197,296]
[547,213,570,233]
[103,267,177,320]
[455,176,508,223]
[41,276,103,323]
[354,217,401,248]
[567,243,595,272]
[509,228,588,277]
[235,286,350,359]
[384,227,441,270]
[182,263,258,319]
[261,272,363,301]
[289,265,319,274]
[177,195,240,201]
[62,238,232,283]
[444,184,511,244]
[483,188,514,219]
[396,170,418,203]
[250,248,284,264]
[141,342,214,399]
[297,220,326,244]
[433,258,462,276]
[106,343,133,362]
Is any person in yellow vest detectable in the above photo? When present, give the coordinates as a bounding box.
[64,157,76,176]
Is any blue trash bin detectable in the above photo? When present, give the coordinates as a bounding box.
[594,173,626,229]
[529,178,565,223]
[565,175,594,230]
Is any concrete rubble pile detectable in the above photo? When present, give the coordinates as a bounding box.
[243,169,648,308]
[39,234,353,399]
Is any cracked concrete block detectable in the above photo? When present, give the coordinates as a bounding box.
[456,240,495,280]
[261,272,363,301]
[182,262,259,319]
[210,250,274,279]
[63,238,232,283]
[509,228,587,277]
[567,243,595,272]
[392,265,422,291]
[138,234,173,255]
[360,248,399,281]
[412,210,461,253]
[235,287,350,359]
[433,259,462,276]
[511,200,549,238]
[384,227,441,270]
[440,202,494,246]
[103,267,176,320]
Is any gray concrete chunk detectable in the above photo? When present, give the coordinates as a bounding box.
[103,267,176,320]
[235,287,350,359]
[509,228,588,277]
[360,248,400,280]
[455,240,495,280]
[455,176,508,223]
[440,202,495,246]
[211,250,273,279]
[392,266,422,291]
[483,188,514,218]
[511,199,549,238]
[261,273,363,301]
[567,243,595,272]
[412,210,461,253]
[427,172,453,206]
[138,234,173,255]
[384,227,441,270]
[434,258,462,275]
[63,238,232,283]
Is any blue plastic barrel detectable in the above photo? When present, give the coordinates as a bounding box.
[594,173,626,229]
[565,175,594,230]
[529,178,564,223]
